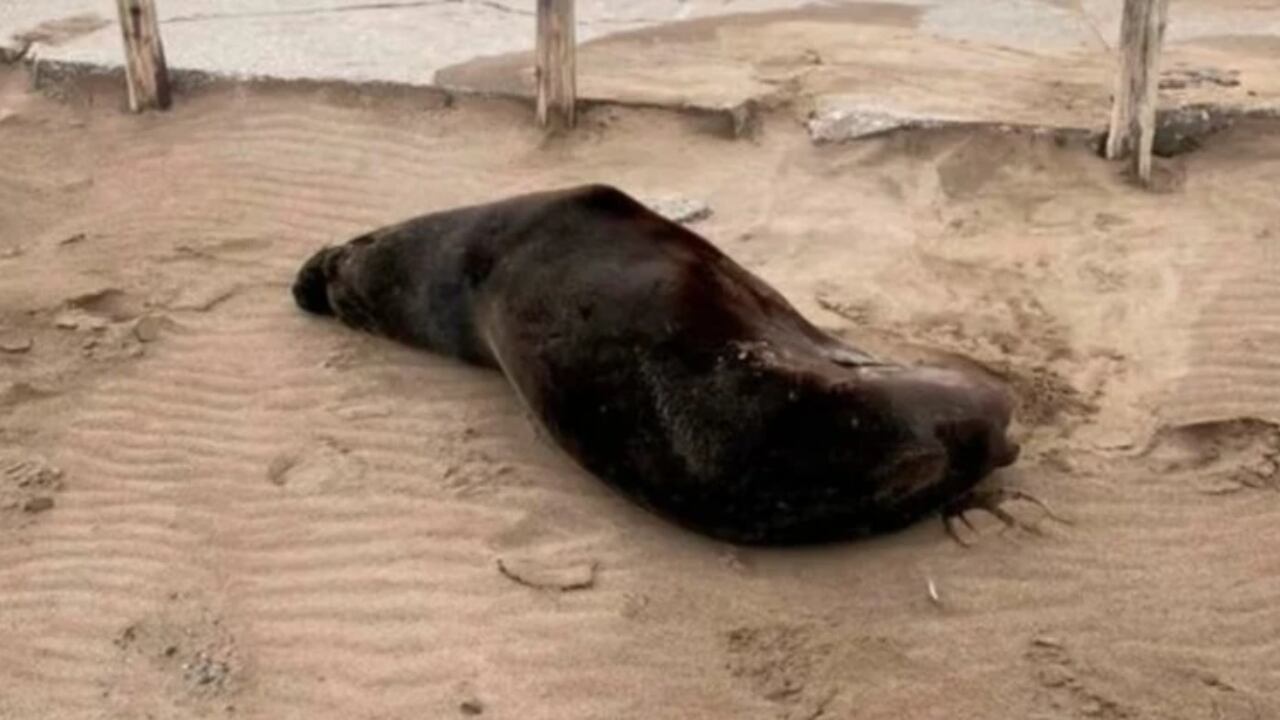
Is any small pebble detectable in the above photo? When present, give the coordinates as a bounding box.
[1032,635,1063,649]
[460,699,484,715]
[644,196,713,225]
[133,315,165,343]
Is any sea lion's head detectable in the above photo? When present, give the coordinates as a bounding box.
[874,364,1021,484]
[292,245,343,316]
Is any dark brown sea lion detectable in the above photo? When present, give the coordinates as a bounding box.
[293,184,1023,545]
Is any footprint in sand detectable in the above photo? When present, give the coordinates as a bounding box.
[1,452,64,518]
[266,437,367,492]
[1143,418,1280,494]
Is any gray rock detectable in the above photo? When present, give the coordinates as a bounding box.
[643,196,713,225]
[807,105,949,143]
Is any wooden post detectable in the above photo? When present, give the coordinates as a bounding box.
[115,0,171,112]
[1105,0,1169,185]
[536,0,576,131]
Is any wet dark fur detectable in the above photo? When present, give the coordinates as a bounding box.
[293,185,1020,544]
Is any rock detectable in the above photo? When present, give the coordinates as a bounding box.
[807,103,947,143]
[54,313,80,330]
[59,233,87,246]
[132,314,169,343]
[643,196,713,225]
[1152,105,1234,157]
[0,333,33,353]
[496,557,597,591]
[1031,635,1064,649]
[459,699,484,715]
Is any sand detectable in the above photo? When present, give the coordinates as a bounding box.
[1,61,1279,720]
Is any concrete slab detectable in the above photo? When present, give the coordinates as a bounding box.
[4,0,932,84]
[2,0,1278,135]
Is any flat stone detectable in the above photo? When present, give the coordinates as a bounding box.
[807,104,949,143]
[496,557,597,591]
[132,314,168,343]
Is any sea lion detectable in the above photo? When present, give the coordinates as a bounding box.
[293,184,1023,545]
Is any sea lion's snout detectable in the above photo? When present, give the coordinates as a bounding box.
[293,246,340,316]
[992,432,1021,467]
[938,415,1019,482]
[937,377,1020,480]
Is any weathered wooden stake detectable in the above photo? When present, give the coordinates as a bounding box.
[536,0,576,131]
[1105,0,1169,185]
[115,0,171,112]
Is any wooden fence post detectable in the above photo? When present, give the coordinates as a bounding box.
[1105,0,1169,185]
[115,0,171,112]
[536,0,576,131]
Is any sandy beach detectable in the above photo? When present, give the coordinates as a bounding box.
[2,14,1280,718]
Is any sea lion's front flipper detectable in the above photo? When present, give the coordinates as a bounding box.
[942,487,1072,547]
